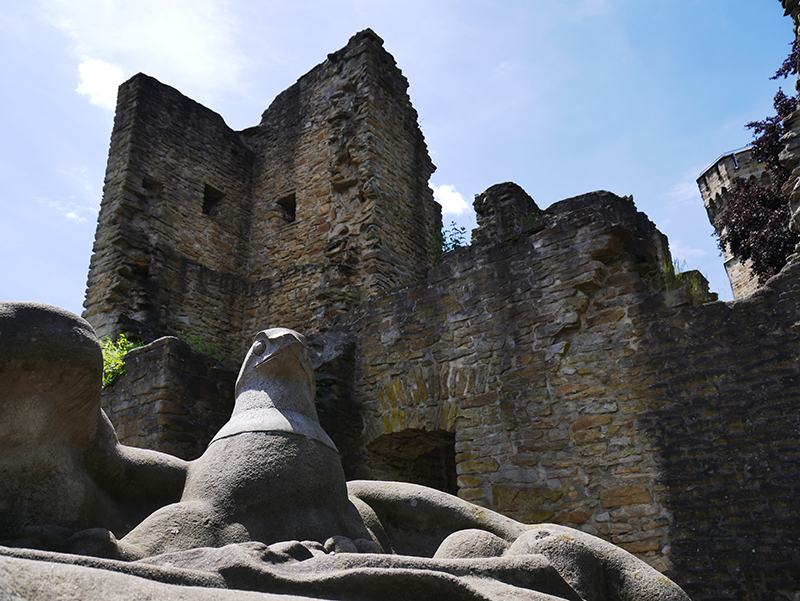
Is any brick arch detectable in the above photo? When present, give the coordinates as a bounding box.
[362,363,488,445]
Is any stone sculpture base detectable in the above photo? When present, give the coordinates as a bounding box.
[0,532,685,601]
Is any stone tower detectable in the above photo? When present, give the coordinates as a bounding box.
[696,147,770,299]
[83,29,441,360]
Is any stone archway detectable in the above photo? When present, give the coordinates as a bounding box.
[366,428,457,495]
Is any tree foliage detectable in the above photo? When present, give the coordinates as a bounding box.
[716,175,797,283]
[714,41,800,285]
[744,89,797,179]
[771,38,800,81]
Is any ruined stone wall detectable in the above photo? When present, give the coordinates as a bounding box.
[344,190,679,571]
[101,337,236,461]
[337,187,800,600]
[101,331,365,475]
[640,262,800,600]
[83,74,255,360]
[240,30,439,342]
[84,32,440,360]
[352,33,439,292]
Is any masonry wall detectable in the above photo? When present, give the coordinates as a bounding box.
[343,190,679,570]
[101,336,236,461]
[83,74,255,360]
[84,31,440,361]
[640,263,800,600]
[102,329,366,480]
[240,30,440,342]
[335,188,799,600]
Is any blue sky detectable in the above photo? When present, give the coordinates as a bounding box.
[0,0,794,315]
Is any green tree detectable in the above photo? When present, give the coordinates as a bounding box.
[714,42,800,284]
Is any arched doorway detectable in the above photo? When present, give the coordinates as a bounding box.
[366,428,457,495]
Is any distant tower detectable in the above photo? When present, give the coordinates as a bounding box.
[696,147,770,299]
[83,30,441,360]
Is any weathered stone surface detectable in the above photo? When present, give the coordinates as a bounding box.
[120,329,372,558]
[0,528,690,601]
[347,190,677,574]
[83,74,254,360]
[307,330,364,478]
[432,528,510,559]
[472,182,540,246]
[493,485,563,523]
[83,29,440,364]
[600,484,651,509]
[342,185,800,599]
[102,337,235,460]
[0,303,187,542]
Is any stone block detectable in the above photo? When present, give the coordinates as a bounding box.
[571,415,613,432]
[553,508,593,525]
[492,485,563,512]
[456,475,482,489]
[457,458,500,475]
[600,485,652,509]
[619,539,661,554]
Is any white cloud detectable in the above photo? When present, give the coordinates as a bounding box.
[494,61,513,79]
[36,165,102,224]
[668,239,707,262]
[663,180,701,208]
[77,59,124,110]
[39,0,246,101]
[39,198,95,224]
[64,211,86,223]
[430,183,471,216]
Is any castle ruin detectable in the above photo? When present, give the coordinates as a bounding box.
[84,29,440,361]
[86,27,800,601]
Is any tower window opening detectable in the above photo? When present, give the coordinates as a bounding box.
[277,193,297,223]
[202,184,225,217]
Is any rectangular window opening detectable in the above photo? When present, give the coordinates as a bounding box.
[277,193,296,223]
[203,184,225,217]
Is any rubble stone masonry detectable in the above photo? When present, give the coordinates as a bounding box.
[337,188,800,600]
[346,191,678,570]
[91,21,800,601]
[105,184,800,600]
[84,30,440,361]
[240,29,438,341]
[83,74,254,357]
